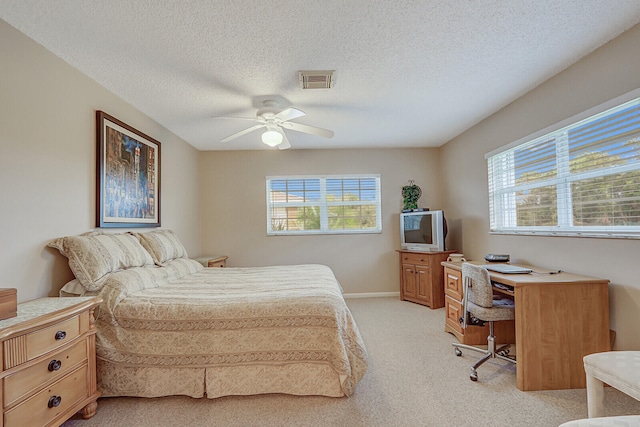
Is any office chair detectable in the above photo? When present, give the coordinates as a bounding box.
[452,263,516,381]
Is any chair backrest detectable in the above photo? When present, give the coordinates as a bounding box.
[462,263,493,309]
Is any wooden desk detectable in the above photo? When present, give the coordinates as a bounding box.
[442,261,610,391]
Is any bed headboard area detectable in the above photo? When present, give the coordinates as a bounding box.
[49,230,195,294]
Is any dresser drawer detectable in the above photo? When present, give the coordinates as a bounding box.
[445,295,463,334]
[400,253,430,265]
[4,339,87,407]
[26,315,80,361]
[5,365,88,427]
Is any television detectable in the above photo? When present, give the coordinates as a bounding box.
[400,210,446,252]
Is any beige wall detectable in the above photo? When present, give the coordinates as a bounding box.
[4,13,639,349]
[0,20,201,302]
[440,23,640,350]
[199,148,443,294]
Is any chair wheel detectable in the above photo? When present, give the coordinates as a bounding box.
[454,347,462,357]
[470,371,478,382]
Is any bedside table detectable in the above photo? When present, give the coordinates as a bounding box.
[0,297,102,426]
[195,255,228,268]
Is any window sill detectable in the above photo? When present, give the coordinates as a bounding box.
[489,230,640,239]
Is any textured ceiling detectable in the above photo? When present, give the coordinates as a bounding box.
[2,1,640,151]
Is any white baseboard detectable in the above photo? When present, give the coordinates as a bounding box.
[342,292,400,299]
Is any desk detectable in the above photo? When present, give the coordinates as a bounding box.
[441,261,610,391]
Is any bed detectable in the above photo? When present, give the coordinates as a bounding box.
[49,230,368,399]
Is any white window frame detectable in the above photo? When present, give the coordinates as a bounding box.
[266,174,382,235]
[486,88,640,239]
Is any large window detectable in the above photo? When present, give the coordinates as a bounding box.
[487,90,640,238]
[266,175,382,235]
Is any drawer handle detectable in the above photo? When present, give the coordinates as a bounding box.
[48,395,62,408]
[54,331,66,341]
[48,359,62,372]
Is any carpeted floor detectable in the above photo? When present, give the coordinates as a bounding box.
[62,297,640,427]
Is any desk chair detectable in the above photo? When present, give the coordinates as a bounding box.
[452,263,516,381]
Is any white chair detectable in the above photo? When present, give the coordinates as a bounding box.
[452,263,516,381]
[583,351,640,418]
[559,415,640,426]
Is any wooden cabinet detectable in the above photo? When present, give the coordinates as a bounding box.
[0,297,102,427]
[443,264,514,345]
[398,251,452,309]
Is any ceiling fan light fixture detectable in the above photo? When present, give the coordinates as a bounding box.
[262,130,283,147]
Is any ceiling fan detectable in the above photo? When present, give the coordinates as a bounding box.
[217,100,334,149]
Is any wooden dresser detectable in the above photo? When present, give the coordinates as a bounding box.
[0,297,102,427]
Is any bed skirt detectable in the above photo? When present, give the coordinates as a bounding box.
[97,359,347,398]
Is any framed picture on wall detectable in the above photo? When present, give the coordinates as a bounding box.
[96,111,161,228]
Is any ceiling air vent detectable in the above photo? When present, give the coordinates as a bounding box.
[299,70,335,89]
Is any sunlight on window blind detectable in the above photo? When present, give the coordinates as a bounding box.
[266,175,382,235]
[487,92,640,238]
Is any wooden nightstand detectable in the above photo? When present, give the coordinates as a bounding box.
[0,297,102,426]
[195,255,228,268]
[207,255,228,267]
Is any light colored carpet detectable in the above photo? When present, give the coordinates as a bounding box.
[62,297,640,427]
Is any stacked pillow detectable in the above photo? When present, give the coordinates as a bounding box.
[49,232,154,292]
[50,229,190,292]
[134,229,188,266]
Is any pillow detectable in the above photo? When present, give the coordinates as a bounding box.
[134,229,188,266]
[49,232,154,292]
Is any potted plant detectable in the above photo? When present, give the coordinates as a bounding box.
[402,180,422,211]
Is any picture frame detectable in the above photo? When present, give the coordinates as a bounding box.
[96,111,161,228]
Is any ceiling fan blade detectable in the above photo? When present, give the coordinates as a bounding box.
[274,107,305,122]
[280,121,334,138]
[220,124,265,143]
[278,131,291,150]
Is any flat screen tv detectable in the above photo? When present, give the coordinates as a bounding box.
[400,210,446,252]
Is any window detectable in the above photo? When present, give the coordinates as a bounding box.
[266,175,382,235]
[487,90,640,238]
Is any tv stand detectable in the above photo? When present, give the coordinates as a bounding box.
[397,250,454,309]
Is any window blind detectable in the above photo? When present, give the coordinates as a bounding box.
[266,175,382,235]
[487,93,640,238]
